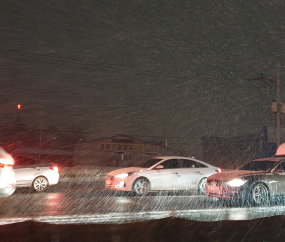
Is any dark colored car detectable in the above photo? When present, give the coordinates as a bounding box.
[206,144,285,206]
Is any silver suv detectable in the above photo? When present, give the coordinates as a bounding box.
[0,147,16,197]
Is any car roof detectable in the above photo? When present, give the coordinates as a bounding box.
[155,156,201,161]
[252,157,285,162]
[154,156,216,167]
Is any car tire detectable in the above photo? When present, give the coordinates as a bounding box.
[132,177,150,195]
[32,176,49,192]
[251,183,270,206]
[198,177,207,195]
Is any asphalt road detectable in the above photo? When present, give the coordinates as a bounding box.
[0,182,216,218]
[1,180,285,225]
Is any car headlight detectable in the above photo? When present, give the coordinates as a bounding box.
[226,179,247,187]
[115,172,134,179]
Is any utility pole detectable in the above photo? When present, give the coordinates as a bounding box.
[250,75,282,147]
[277,75,281,147]
[39,111,43,159]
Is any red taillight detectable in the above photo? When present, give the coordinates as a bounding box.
[0,158,14,167]
[0,163,13,168]
[215,168,222,173]
[50,166,59,173]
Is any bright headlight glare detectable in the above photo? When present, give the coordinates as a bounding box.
[115,173,129,179]
[227,179,247,187]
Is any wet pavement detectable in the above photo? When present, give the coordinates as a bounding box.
[1,180,285,225]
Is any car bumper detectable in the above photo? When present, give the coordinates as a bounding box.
[105,177,133,191]
[48,173,59,186]
[206,184,245,199]
[0,186,16,198]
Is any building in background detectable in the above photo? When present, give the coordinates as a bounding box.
[73,135,169,166]
[202,126,277,169]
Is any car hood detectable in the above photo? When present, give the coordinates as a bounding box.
[107,167,145,176]
[207,170,265,182]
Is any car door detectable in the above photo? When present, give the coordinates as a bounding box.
[177,159,209,189]
[271,161,285,195]
[148,159,182,190]
[14,165,38,186]
[13,157,38,186]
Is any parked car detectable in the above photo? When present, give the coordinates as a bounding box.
[0,147,16,197]
[13,156,59,192]
[206,143,285,206]
[105,156,222,195]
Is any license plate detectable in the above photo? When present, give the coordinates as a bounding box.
[208,185,221,193]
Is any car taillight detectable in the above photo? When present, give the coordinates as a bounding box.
[0,159,13,168]
[0,163,13,168]
[50,166,59,173]
[0,158,14,168]
[215,168,222,173]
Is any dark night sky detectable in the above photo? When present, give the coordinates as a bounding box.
[1,0,285,154]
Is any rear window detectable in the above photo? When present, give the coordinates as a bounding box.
[237,160,277,171]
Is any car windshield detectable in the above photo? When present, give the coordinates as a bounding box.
[237,160,277,171]
[139,158,162,168]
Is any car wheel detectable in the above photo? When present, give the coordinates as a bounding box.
[133,177,150,195]
[33,176,49,192]
[198,178,207,195]
[251,183,270,206]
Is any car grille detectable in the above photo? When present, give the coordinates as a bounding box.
[207,180,223,186]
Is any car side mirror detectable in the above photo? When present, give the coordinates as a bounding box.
[156,165,164,169]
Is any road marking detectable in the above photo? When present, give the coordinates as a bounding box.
[0,217,31,226]
[1,206,285,225]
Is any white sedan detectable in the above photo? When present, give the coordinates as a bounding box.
[106,156,222,195]
[0,147,16,197]
[13,157,59,192]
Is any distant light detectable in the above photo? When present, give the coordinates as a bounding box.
[192,157,195,159]
[17,104,21,109]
